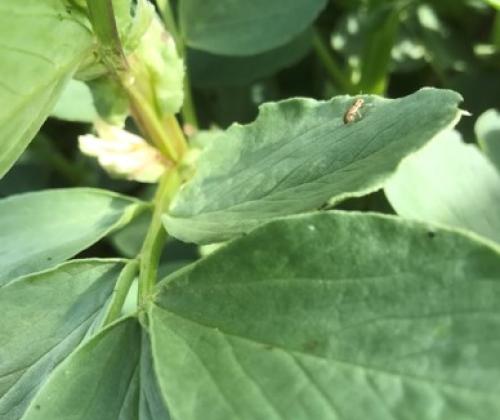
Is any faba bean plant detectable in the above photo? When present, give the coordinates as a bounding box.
[1,0,500,419]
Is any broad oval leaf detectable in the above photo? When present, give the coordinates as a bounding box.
[188,30,312,88]
[0,0,93,178]
[475,109,500,172]
[0,259,125,420]
[22,318,141,420]
[0,188,146,285]
[179,0,327,56]
[164,88,463,244]
[385,130,500,244]
[151,211,500,420]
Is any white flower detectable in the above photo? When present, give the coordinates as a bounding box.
[79,121,169,183]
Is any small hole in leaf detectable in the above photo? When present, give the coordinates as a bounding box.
[428,231,436,239]
[47,257,52,261]
[35,405,41,410]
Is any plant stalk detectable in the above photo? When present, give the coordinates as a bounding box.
[126,84,181,162]
[138,169,181,308]
[312,29,354,94]
[102,260,139,326]
[85,0,129,73]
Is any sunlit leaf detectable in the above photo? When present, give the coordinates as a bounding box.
[164,88,463,244]
[0,0,93,178]
[475,109,500,172]
[151,211,500,420]
[386,130,500,244]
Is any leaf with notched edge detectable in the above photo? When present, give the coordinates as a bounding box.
[164,88,463,244]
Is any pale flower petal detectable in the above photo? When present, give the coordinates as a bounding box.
[78,122,169,183]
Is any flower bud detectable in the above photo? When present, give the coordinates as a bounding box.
[79,120,169,183]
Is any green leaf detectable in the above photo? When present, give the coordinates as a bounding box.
[0,188,146,285]
[0,0,93,178]
[150,211,500,420]
[139,333,170,420]
[385,130,500,244]
[22,317,141,420]
[50,79,97,123]
[179,0,327,56]
[164,88,463,244]
[0,259,125,420]
[188,30,312,88]
[475,109,500,172]
[20,318,170,420]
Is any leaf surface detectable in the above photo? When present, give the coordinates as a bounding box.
[0,188,146,285]
[385,130,500,244]
[0,0,92,177]
[151,211,500,420]
[139,333,170,420]
[475,109,500,172]
[0,259,125,420]
[22,318,141,420]
[50,79,97,123]
[164,88,463,244]
[179,0,326,55]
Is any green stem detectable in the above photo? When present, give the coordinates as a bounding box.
[126,84,181,162]
[163,114,189,159]
[312,29,354,94]
[86,0,184,163]
[157,0,199,128]
[103,260,139,326]
[181,70,199,128]
[138,170,180,308]
[85,0,129,73]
